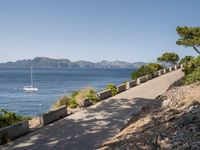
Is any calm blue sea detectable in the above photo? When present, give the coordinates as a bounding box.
[0,68,134,116]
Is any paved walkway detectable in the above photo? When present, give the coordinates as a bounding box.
[1,70,184,150]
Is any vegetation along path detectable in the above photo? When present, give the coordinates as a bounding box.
[1,69,184,150]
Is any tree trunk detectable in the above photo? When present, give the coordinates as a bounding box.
[193,45,200,55]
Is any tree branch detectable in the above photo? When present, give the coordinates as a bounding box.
[193,45,200,55]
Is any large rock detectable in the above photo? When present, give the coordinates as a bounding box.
[78,98,92,107]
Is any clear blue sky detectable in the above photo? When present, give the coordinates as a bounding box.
[0,0,199,63]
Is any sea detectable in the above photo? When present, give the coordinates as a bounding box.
[0,68,134,116]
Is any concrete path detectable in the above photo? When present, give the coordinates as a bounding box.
[1,70,184,150]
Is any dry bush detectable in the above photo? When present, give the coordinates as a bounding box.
[51,87,98,109]
[51,95,70,109]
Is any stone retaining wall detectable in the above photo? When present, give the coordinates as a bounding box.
[165,68,170,73]
[175,65,181,69]
[126,80,137,89]
[181,64,184,69]
[145,74,153,80]
[117,84,126,93]
[158,69,165,76]
[153,71,159,78]
[0,121,29,145]
[97,89,112,100]
[39,106,67,126]
[137,76,146,85]
[169,66,175,72]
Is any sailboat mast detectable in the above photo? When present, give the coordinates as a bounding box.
[31,66,33,87]
[23,65,38,91]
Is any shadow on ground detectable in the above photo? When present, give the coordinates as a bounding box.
[1,97,156,150]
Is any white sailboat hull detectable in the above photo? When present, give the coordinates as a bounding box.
[23,86,38,91]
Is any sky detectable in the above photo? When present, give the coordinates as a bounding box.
[0,0,199,63]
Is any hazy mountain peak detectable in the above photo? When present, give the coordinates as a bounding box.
[0,57,146,69]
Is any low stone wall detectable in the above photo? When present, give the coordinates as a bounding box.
[39,106,67,126]
[175,65,181,69]
[137,76,146,85]
[145,74,153,80]
[158,69,165,76]
[181,64,184,69]
[0,121,29,145]
[126,80,137,89]
[165,68,170,73]
[153,71,159,78]
[169,66,175,72]
[97,89,112,100]
[163,69,167,74]
[117,84,126,93]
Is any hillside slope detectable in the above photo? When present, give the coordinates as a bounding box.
[99,82,200,150]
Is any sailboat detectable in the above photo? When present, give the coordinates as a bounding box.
[23,66,38,91]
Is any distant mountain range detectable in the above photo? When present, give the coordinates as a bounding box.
[0,57,146,69]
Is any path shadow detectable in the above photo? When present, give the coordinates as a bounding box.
[1,97,159,150]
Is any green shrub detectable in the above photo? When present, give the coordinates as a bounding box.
[71,91,79,98]
[0,109,31,128]
[68,99,78,108]
[87,89,99,103]
[183,56,200,75]
[157,52,180,65]
[73,88,98,104]
[181,56,200,84]
[185,67,200,84]
[106,84,118,96]
[52,87,99,109]
[131,63,164,79]
[179,56,194,64]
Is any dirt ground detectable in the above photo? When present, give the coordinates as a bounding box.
[98,82,200,150]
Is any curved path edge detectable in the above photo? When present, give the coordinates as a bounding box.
[1,69,184,150]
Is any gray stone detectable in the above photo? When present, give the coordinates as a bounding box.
[145,74,153,80]
[117,84,126,93]
[39,106,67,126]
[126,80,137,89]
[137,76,146,85]
[181,64,184,69]
[153,71,159,77]
[165,68,170,73]
[97,89,112,100]
[78,98,92,107]
[169,66,175,71]
[175,65,181,70]
[0,121,29,145]
[158,69,165,75]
